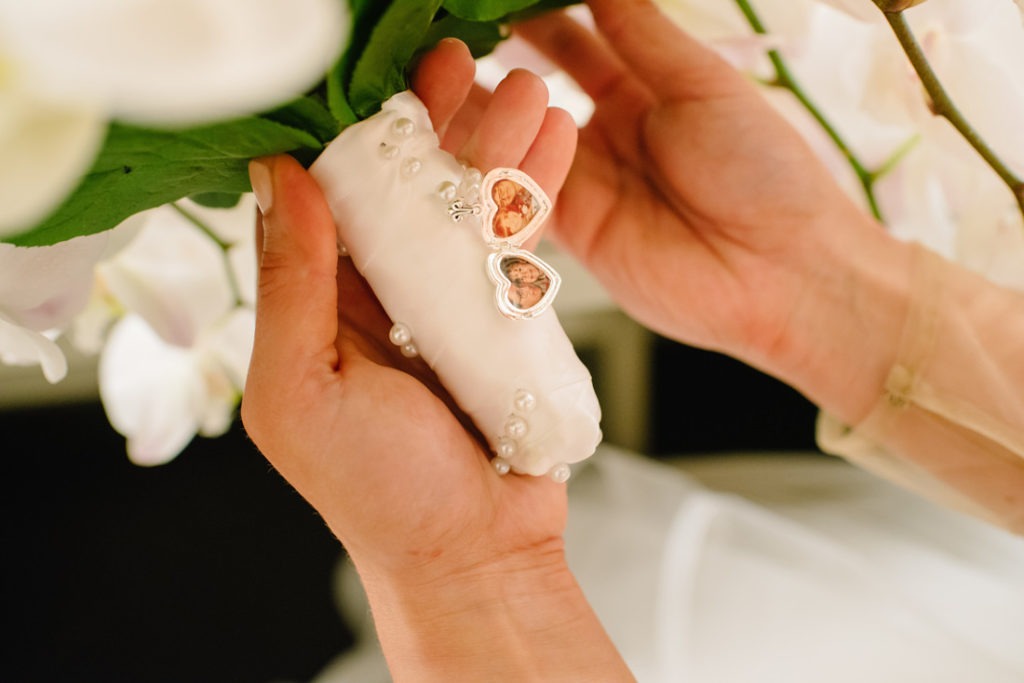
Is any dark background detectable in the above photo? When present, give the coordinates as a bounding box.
[1,338,817,683]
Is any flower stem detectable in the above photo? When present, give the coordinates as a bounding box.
[733,0,885,222]
[171,202,246,307]
[884,11,1024,221]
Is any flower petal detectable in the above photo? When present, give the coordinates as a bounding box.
[0,312,68,383]
[0,59,105,238]
[99,315,202,465]
[98,206,234,348]
[0,220,137,331]
[0,0,350,125]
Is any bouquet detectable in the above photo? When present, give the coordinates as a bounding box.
[1,0,1021,464]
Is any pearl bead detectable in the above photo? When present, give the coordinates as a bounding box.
[400,342,419,358]
[548,463,571,483]
[337,241,349,257]
[504,415,528,440]
[392,117,415,137]
[379,143,399,160]
[401,157,422,177]
[388,323,411,346]
[492,457,511,476]
[437,181,457,202]
[464,168,482,186]
[497,437,518,459]
[513,389,536,414]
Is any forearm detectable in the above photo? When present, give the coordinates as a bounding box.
[352,540,635,682]
[757,205,1024,530]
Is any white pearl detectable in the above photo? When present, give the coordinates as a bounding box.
[513,389,536,414]
[504,415,528,440]
[337,241,349,257]
[392,117,415,137]
[437,181,457,202]
[400,342,419,358]
[548,463,571,483]
[401,157,422,177]
[497,437,518,459]
[464,168,483,186]
[492,457,511,476]
[388,323,411,346]
[379,143,399,160]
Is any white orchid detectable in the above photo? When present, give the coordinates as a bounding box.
[86,197,257,464]
[0,223,137,382]
[0,0,349,237]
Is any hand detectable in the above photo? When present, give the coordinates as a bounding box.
[241,39,577,584]
[516,0,914,423]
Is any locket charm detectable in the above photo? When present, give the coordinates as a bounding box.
[445,166,560,320]
[480,168,551,249]
[487,250,562,320]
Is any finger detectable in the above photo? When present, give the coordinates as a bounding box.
[585,0,741,100]
[439,82,490,155]
[247,155,340,392]
[517,107,578,251]
[515,10,633,103]
[457,68,550,170]
[410,38,476,141]
[519,107,578,193]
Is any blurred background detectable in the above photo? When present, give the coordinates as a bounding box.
[0,252,819,683]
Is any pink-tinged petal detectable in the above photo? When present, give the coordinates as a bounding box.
[0,312,68,383]
[0,220,138,331]
[99,315,203,465]
[0,0,350,126]
[99,206,233,348]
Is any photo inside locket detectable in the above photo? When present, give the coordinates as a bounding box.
[490,179,538,239]
[500,255,550,311]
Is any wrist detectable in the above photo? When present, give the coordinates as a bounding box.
[750,204,916,425]
[352,537,633,681]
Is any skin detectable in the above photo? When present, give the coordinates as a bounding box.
[242,0,1022,679]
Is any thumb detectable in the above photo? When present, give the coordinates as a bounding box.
[247,155,340,396]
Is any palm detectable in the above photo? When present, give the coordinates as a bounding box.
[520,3,864,358]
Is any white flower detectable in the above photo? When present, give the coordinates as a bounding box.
[0,0,349,237]
[0,0,349,126]
[90,196,257,464]
[0,52,106,238]
[0,223,136,381]
[99,308,254,465]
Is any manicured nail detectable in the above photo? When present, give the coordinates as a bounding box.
[249,159,274,215]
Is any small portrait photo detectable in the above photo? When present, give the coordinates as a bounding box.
[490,179,538,239]
[500,255,550,310]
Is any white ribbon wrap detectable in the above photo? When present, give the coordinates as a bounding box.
[310,91,601,477]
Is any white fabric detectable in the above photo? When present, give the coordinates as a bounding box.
[314,448,1024,682]
[309,92,602,477]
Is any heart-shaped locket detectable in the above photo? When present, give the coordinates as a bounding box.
[487,250,562,320]
[480,168,551,249]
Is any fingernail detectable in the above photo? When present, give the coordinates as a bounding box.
[249,159,274,215]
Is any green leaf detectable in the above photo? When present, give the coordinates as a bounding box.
[189,192,244,209]
[8,118,322,247]
[421,14,506,58]
[326,0,389,124]
[261,95,342,145]
[347,0,444,118]
[442,0,540,22]
[505,0,582,21]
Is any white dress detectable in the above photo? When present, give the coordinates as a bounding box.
[312,446,1024,682]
